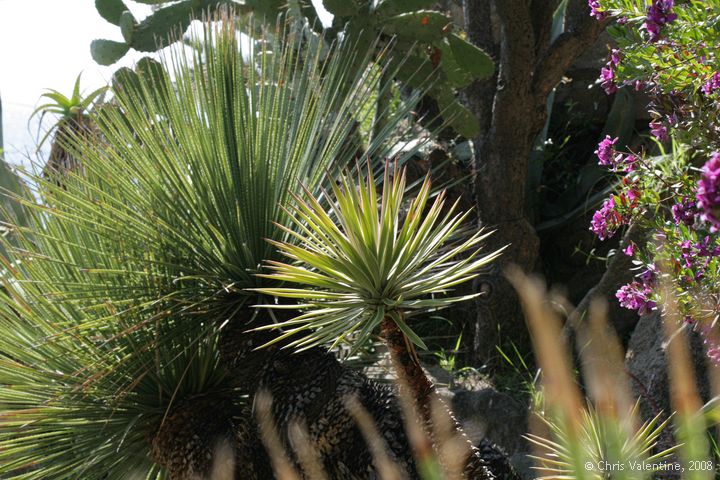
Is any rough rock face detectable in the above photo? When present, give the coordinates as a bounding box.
[625,312,711,422]
[625,312,712,479]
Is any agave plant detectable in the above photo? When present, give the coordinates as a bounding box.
[253,164,504,475]
[0,16,436,478]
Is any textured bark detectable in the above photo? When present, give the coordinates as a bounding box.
[380,317,506,480]
[462,0,608,364]
[150,310,518,479]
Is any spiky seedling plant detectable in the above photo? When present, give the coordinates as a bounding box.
[0,16,436,479]
[254,165,504,475]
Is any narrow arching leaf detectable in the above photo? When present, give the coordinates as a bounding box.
[0,17,432,478]
[255,165,503,350]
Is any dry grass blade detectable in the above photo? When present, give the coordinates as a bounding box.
[506,267,584,432]
[430,395,468,480]
[506,266,589,478]
[344,394,407,480]
[659,282,712,480]
[254,391,302,480]
[288,420,329,480]
[660,286,703,416]
[576,299,636,434]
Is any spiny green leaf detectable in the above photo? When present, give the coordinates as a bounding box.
[374,0,437,17]
[90,39,131,65]
[381,11,452,43]
[95,0,129,26]
[119,10,137,43]
[447,33,495,79]
[255,165,501,351]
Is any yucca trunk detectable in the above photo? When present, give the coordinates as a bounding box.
[45,114,95,179]
[380,317,496,480]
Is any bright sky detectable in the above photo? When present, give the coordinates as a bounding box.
[0,1,158,169]
[0,0,331,170]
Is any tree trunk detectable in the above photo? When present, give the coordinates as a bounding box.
[380,316,502,479]
[462,0,607,365]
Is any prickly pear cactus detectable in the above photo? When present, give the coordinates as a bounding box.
[91,0,494,137]
[91,0,259,65]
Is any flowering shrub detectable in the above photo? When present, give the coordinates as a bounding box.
[587,0,720,363]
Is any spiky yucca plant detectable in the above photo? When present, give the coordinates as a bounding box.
[254,165,504,476]
[0,16,435,479]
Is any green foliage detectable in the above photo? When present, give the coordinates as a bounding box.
[90,38,131,66]
[253,165,503,352]
[91,0,494,137]
[0,19,431,478]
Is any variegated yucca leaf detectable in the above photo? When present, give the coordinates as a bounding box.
[253,165,504,352]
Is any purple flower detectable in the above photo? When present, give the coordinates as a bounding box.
[707,345,720,366]
[600,66,618,94]
[639,264,657,287]
[589,0,607,20]
[679,239,694,268]
[616,281,657,315]
[590,196,624,240]
[627,187,641,204]
[695,235,720,257]
[595,135,619,167]
[671,197,697,226]
[644,0,677,42]
[623,242,636,256]
[702,73,720,95]
[697,152,720,230]
[622,154,638,172]
[649,120,668,141]
[700,325,720,366]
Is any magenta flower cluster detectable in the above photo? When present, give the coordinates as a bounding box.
[589,0,720,365]
[649,120,669,142]
[644,0,677,42]
[702,73,720,95]
[599,49,621,95]
[595,135,636,172]
[616,281,656,315]
[588,0,607,21]
[594,135,618,166]
[671,197,697,226]
[590,196,624,240]
[696,152,720,230]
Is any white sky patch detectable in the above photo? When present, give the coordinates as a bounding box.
[0,0,154,169]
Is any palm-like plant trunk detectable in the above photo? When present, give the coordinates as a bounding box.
[380,317,498,480]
